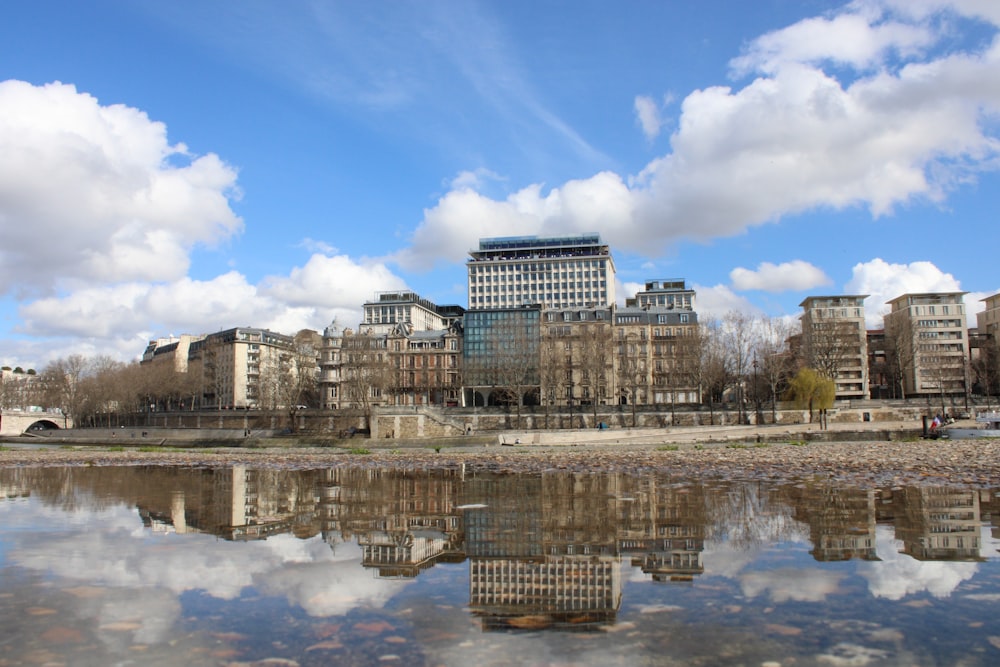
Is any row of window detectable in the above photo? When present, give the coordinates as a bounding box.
[468,259,609,274]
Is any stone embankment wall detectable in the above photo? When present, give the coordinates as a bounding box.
[28,401,952,441]
[370,402,939,440]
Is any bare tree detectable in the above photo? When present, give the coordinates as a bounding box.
[696,318,729,425]
[38,355,90,428]
[539,326,569,427]
[721,311,757,424]
[971,337,998,409]
[883,313,916,400]
[341,330,393,431]
[490,316,540,428]
[257,335,319,430]
[196,336,229,410]
[616,330,647,427]
[577,319,613,425]
[754,316,796,423]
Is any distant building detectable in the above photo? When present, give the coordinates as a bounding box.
[467,234,615,310]
[978,293,1000,338]
[884,292,969,400]
[0,367,38,410]
[798,295,869,400]
[319,295,464,410]
[361,290,464,335]
[628,279,696,311]
[141,334,204,373]
[463,305,541,407]
[972,292,1000,398]
[613,305,700,407]
[188,327,298,410]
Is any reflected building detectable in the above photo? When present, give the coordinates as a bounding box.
[891,487,983,561]
[469,555,621,631]
[464,472,622,630]
[12,464,1000,636]
[787,483,879,561]
[618,480,707,582]
[330,467,466,577]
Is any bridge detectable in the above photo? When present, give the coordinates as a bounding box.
[0,410,71,436]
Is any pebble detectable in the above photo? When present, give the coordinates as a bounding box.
[3,439,1000,487]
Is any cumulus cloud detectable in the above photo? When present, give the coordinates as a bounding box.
[395,172,635,270]
[741,567,845,602]
[844,257,966,325]
[730,260,832,292]
[17,253,404,360]
[691,283,762,318]
[729,10,936,75]
[860,526,978,599]
[401,1,1000,268]
[0,80,243,296]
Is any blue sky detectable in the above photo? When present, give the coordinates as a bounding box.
[2,0,999,369]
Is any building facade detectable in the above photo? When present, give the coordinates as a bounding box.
[463,305,542,407]
[884,292,969,400]
[361,290,464,335]
[467,234,615,310]
[187,327,298,410]
[798,295,869,399]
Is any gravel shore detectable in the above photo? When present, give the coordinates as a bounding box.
[3,438,1000,487]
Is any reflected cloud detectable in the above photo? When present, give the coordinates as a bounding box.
[740,567,844,602]
[859,526,978,599]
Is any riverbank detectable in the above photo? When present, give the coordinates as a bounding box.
[3,436,1000,488]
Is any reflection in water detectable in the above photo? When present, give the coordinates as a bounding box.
[2,465,1000,665]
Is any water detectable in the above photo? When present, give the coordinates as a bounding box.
[2,464,1000,666]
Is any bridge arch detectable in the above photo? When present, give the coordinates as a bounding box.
[25,419,60,433]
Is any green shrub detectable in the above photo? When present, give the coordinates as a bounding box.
[348,447,371,455]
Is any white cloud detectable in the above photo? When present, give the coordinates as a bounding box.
[634,95,662,140]
[741,567,845,602]
[395,172,635,270]
[447,168,505,192]
[0,80,242,296]
[260,253,407,310]
[730,260,832,292]
[16,254,405,361]
[401,2,1000,268]
[618,280,646,305]
[691,283,762,319]
[844,257,965,325]
[729,11,936,75]
[861,526,978,599]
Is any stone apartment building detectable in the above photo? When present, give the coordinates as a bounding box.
[184,327,300,410]
[798,295,869,400]
[319,289,465,410]
[883,292,970,400]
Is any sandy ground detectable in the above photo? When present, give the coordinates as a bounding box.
[3,432,1000,487]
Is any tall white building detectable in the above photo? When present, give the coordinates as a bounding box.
[884,292,969,399]
[467,234,615,310]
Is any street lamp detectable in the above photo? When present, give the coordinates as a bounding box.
[752,356,761,425]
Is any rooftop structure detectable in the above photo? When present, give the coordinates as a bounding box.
[467,234,615,310]
[361,291,464,335]
[629,280,696,311]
